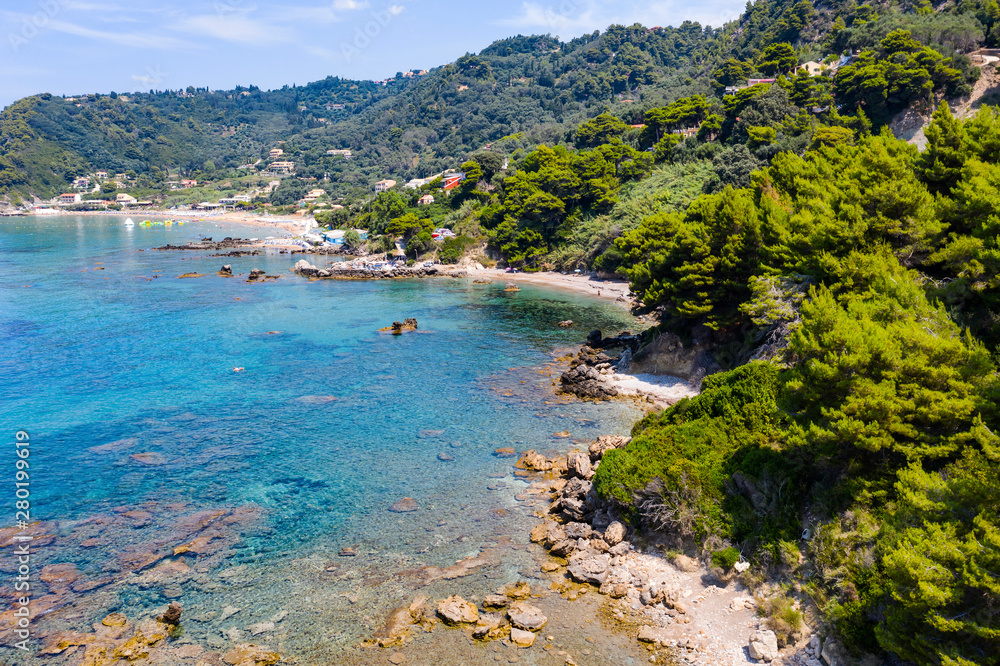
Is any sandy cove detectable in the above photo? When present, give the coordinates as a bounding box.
[475,268,636,306]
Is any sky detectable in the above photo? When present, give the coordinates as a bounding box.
[0,0,747,109]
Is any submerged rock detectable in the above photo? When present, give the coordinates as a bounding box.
[436,596,478,625]
[159,602,182,625]
[389,497,419,513]
[510,627,536,647]
[507,601,547,631]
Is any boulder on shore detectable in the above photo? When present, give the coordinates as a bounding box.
[748,628,779,662]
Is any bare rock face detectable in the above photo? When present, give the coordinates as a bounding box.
[628,331,716,382]
[567,450,593,479]
[507,601,547,631]
[748,628,779,662]
[436,596,478,625]
[589,435,631,462]
[603,521,626,546]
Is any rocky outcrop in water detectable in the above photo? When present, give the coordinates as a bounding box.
[293,259,443,280]
[154,237,252,251]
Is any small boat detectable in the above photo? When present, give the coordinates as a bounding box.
[124,218,134,226]
[504,281,521,292]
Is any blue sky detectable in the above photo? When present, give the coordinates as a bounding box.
[1,0,746,109]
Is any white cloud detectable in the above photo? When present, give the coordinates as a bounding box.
[175,13,294,44]
[388,4,405,15]
[499,0,741,37]
[43,19,195,49]
[333,0,370,9]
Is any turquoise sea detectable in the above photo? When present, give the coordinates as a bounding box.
[0,216,645,663]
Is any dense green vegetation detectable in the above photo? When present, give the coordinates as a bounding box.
[4,1,1000,661]
[593,106,1000,664]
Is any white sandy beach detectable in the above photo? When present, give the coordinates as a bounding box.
[475,267,635,306]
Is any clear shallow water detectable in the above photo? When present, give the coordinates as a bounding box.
[0,216,643,662]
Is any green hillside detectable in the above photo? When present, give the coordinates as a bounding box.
[3,3,1000,662]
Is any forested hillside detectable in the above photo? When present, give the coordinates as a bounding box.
[4,0,1000,662]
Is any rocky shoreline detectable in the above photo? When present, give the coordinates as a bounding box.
[364,435,846,666]
[292,259,467,281]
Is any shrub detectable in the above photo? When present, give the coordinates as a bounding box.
[712,547,740,569]
[759,593,804,647]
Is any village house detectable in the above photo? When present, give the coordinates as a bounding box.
[270,161,295,174]
[95,171,109,179]
[269,148,284,159]
[116,193,137,205]
[60,193,82,204]
[303,189,326,202]
[326,149,353,158]
[441,172,465,190]
[374,179,397,193]
[181,179,197,188]
[799,61,823,76]
[748,78,777,86]
[418,194,435,206]
[72,177,90,190]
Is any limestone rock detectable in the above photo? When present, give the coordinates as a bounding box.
[603,521,626,546]
[748,628,779,662]
[220,643,282,666]
[436,596,478,625]
[638,626,671,645]
[373,607,414,647]
[567,552,611,586]
[567,450,593,479]
[588,435,631,462]
[510,627,536,647]
[672,554,700,572]
[499,581,532,600]
[561,477,591,501]
[472,612,504,640]
[507,601,547,631]
[515,450,552,471]
[482,594,509,610]
[609,541,631,556]
[563,522,593,540]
